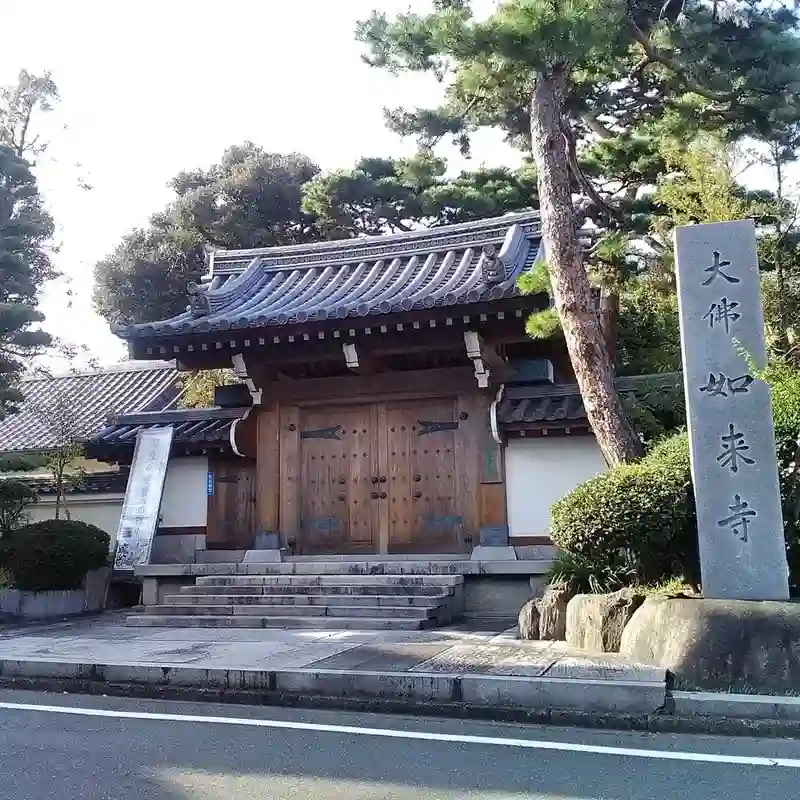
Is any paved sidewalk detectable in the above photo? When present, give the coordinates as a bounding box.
[0,612,661,682]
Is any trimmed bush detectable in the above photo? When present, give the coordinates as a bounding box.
[550,437,697,586]
[551,364,800,592]
[0,520,109,592]
[0,479,38,537]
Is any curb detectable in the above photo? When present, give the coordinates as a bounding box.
[1,658,799,737]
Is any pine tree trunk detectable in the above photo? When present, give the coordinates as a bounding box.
[599,286,620,369]
[529,66,642,465]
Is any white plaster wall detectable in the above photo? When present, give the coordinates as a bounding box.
[26,494,124,551]
[159,456,209,528]
[505,436,608,537]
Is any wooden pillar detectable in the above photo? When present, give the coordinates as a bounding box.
[477,393,507,532]
[279,405,301,548]
[255,404,280,535]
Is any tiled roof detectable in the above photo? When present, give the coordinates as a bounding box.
[0,470,129,495]
[112,212,542,340]
[85,407,249,459]
[497,373,683,431]
[0,362,181,453]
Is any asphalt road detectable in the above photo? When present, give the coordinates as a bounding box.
[1,690,799,799]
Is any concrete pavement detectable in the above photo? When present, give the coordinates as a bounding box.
[0,612,667,718]
[1,689,799,799]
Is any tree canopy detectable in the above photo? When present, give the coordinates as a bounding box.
[0,144,53,420]
[93,144,539,325]
[355,0,800,464]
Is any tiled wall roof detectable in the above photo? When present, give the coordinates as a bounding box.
[0,361,181,453]
[86,407,247,459]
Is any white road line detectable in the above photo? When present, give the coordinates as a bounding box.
[0,700,797,768]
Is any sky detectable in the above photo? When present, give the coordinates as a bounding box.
[1,0,515,368]
[0,1,788,370]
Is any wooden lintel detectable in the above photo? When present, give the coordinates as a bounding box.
[265,367,478,406]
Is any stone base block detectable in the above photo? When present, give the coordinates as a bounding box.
[242,549,283,564]
[470,546,517,562]
[566,590,645,653]
[620,596,800,693]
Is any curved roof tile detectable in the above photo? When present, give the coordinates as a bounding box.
[113,212,542,340]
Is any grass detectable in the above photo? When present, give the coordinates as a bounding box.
[640,576,697,597]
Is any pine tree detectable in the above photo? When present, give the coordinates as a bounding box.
[0,144,52,419]
[356,0,800,465]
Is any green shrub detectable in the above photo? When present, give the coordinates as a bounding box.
[551,362,800,593]
[0,479,38,537]
[548,549,638,594]
[0,519,110,592]
[767,361,800,463]
[550,441,697,587]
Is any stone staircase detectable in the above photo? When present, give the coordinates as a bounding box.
[127,564,465,631]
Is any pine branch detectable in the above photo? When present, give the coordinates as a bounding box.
[561,117,624,222]
[627,21,738,104]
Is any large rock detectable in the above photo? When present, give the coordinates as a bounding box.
[566,590,645,653]
[620,596,800,693]
[518,598,540,640]
[536,587,572,640]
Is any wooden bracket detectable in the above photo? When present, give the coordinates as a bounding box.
[342,342,359,370]
[231,353,263,405]
[342,342,376,374]
[463,331,511,389]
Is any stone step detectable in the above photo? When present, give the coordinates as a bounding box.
[146,604,435,619]
[195,550,246,564]
[284,554,470,563]
[164,593,444,608]
[180,583,454,597]
[191,562,470,576]
[126,615,430,631]
[194,574,463,587]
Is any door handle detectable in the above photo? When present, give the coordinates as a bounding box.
[380,492,387,499]
[338,493,346,501]
[414,491,422,499]
[371,492,379,499]
[413,474,421,482]
[379,476,387,483]
[371,476,379,484]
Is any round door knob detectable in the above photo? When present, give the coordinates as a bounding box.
[413,474,421,482]
[371,491,379,499]
[371,476,379,484]
[379,476,387,483]
[380,492,387,499]
[338,493,346,501]
[414,491,422,499]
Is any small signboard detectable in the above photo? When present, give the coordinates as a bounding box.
[113,426,174,571]
[207,471,214,496]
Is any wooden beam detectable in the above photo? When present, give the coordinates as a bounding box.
[265,367,479,406]
[463,331,514,388]
[231,354,263,405]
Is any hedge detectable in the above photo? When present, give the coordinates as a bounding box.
[550,363,800,590]
[550,434,697,586]
[0,519,110,592]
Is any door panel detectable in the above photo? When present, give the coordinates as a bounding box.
[298,406,377,554]
[384,400,465,553]
[207,459,256,549]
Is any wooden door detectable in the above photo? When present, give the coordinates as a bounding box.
[206,458,257,549]
[384,399,466,553]
[297,405,378,554]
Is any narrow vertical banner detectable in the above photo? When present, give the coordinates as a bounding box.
[674,220,788,600]
[113,426,174,571]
